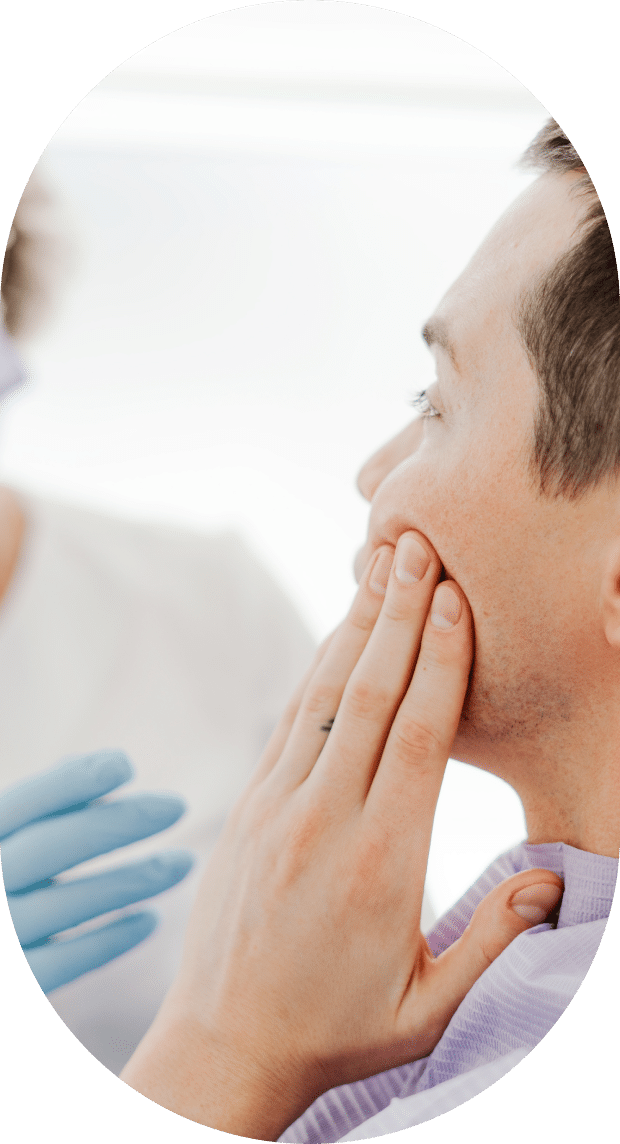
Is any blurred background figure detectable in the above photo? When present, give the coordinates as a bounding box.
[2,165,74,342]
[0,167,315,1073]
[0,2,545,1075]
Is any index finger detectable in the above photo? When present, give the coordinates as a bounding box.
[0,750,133,840]
[365,577,473,849]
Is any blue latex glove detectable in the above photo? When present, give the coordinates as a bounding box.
[0,749,194,993]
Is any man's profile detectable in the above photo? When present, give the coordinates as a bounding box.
[278,117,619,1138]
[116,117,618,1139]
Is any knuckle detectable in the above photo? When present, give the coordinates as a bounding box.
[344,676,393,723]
[303,680,339,720]
[342,855,384,911]
[475,923,504,970]
[381,595,416,624]
[390,715,443,765]
[273,806,327,886]
[420,637,462,671]
[348,600,380,635]
[342,833,405,915]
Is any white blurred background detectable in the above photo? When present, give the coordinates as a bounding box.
[0,2,545,918]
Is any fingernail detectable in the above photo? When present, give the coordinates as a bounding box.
[369,547,394,596]
[90,749,133,786]
[395,536,430,584]
[510,882,562,925]
[137,793,186,826]
[430,583,462,628]
[148,851,195,882]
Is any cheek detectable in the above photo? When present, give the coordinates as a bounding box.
[386,456,473,574]
[377,420,535,593]
[395,450,528,603]
[402,439,481,542]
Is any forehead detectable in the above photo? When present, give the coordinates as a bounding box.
[430,171,588,373]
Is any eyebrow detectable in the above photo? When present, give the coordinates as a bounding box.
[421,318,458,370]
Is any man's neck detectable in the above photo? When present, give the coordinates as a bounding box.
[522,756,620,858]
[458,722,620,859]
[0,486,25,604]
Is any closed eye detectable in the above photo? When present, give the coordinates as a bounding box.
[409,390,441,419]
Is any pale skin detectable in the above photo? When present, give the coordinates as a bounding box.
[355,169,620,857]
[120,537,563,1137]
[117,167,620,1136]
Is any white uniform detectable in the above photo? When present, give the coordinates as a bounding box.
[0,491,315,1073]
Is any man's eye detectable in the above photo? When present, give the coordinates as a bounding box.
[409,390,441,419]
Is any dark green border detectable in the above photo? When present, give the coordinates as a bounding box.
[1,2,617,1144]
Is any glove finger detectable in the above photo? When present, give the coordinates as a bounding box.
[10,850,194,946]
[1,794,186,891]
[0,750,133,839]
[23,911,158,994]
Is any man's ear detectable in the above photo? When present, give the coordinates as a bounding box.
[600,537,620,649]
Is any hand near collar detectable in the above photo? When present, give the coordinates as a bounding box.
[121,532,563,1139]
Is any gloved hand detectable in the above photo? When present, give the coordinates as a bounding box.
[0,749,193,993]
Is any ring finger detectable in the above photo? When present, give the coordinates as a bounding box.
[267,543,395,791]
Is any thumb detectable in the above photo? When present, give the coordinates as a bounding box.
[423,868,563,1031]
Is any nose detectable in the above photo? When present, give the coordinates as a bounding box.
[356,418,424,503]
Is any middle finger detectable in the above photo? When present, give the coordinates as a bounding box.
[9,851,193,946]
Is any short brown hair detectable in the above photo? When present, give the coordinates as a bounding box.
[517,118,620,501]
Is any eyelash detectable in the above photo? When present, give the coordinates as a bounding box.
[409,390,441,419]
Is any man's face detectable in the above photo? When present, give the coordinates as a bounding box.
[355,171,612,780]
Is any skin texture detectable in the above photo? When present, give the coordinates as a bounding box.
[3,161,613,1137]
[356,170,620,858]
[116,168,614,1134]
[121,538,562,1136]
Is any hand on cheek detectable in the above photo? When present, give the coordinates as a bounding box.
[121,532,563,1140]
